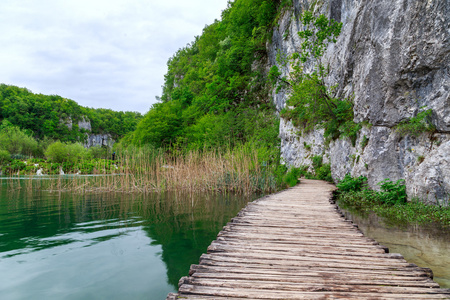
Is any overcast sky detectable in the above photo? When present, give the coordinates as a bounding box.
[0,0,229,114]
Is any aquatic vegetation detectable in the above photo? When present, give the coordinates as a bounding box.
[2,146,283,195]
[336,175,450,227]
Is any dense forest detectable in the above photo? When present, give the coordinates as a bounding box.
[0,84,142,143]
[124,0,294,164]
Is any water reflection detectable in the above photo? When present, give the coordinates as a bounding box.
[341,208,450,288]
[0,185,252,299]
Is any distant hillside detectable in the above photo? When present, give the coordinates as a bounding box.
[0,84,142,143]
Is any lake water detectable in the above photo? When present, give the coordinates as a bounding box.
[0,178,253,300]
[341,208,450,289]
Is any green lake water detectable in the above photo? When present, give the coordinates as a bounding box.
[0,177,253,299]
[341,208,450,289]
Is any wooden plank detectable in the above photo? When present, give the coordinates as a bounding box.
[198,257,417,272]
[184,278,447,294]
[207,244,403,260]
[208,240,388,254]
[190,272,441,288]
[199,252,411,267]
[189,264,435,279]
[178,285,450,299]
[216,231,383,244]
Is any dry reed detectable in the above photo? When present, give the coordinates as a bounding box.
[2,147,278,195]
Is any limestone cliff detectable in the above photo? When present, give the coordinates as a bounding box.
[269,0,449,204]
[60,116,114,148]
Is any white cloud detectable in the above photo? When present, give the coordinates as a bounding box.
[0,0,229,113]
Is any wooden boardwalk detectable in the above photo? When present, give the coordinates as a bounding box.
[167,179,450,299]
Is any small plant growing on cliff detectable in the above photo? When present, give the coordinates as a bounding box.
[303,142,312,151]
[360,135,369,149]
[395,108,435,137]
[417,155,425,164]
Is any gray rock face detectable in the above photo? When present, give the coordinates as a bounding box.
[78,117,92,131]
[86,134,114,148]
[270,0,450,204]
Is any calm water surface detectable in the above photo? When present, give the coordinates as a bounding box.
[0,177,253,299]
[341,208,450,288]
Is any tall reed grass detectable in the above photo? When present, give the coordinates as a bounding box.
[2,146,280,195]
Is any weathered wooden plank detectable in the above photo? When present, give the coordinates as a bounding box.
[198,256,416,271]
[229,219,360,230]
[208,240,387,254]
[199,252,410,267]
[223,224,365,237]
[217,231,383,244]
[178,285,450,299]
[190,272,441,288]
[185,278,447,294]
[207,244,403,261]
[189,264,435,279]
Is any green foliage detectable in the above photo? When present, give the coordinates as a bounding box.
[88,145,108,159]
[315,163,332,182]
[360,135,369,149]
[283,167,302,187]
[395,109,435,137]
[128,0,288,182]
[8,159,27,172]
[131,102,182,148]
[417,155,425,164]
[337,176,406,206]
[0,149,11,164]
[0,84,142,143]
[336,176,450,227]
[336,174,367,192]
[378,179,407,206]
[312,155,323,170]
[297,12,342,63]
[303,142,311,151]
[310,155,332,182]
[0,120,38,156]
[44,141,90,164]
[272,13,360,144]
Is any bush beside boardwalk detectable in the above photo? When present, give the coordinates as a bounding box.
[335,175,450,228]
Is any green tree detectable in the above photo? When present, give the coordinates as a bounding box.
[270,12,360,144]
[0,120,38,156]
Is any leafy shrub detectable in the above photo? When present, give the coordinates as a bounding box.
[0,122,38,156]
[309,155,332,182]
[312,155,323,170]
[9,159,26,172]
[45,142,68,163]
[45,141,90,164]
[283,167,302,187]
[378,179,407,205]
[315,163,332,182]
[0,150,11,164]
[88,145,107,159]
[396,109,435,137]
[337,174,368,192]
